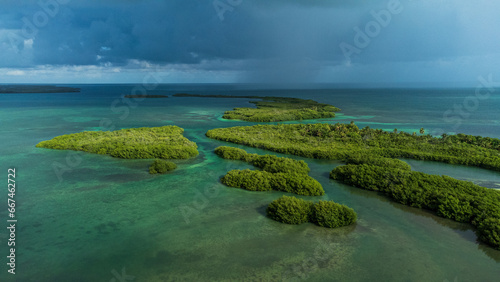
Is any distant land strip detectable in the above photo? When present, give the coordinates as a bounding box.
[124,94,168,98]
[0,85,80,93]
[173,93,341,122]
[173,93,266,99]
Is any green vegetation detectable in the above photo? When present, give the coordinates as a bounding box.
[215,146,310,174]
[206,122,500,172]
[342,153,411,171]
[330,164,500,249]
[215,146,324,196]
[312,200,358,228]
[214,146,249,161]
[173,93,340,122]
[216,146,356,226]
[0,85,80,93]
[266,196,313,224]
[149,159,177,174]
[209,123,500,246]
[221,169,324,196]
[124,95,168,98]
[250,154,310,175]
[222,170,274,192]
[222,97,339,122]
[36,126,199,159]
[266,196,357,228]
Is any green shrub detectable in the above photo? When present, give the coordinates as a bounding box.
[149,160,177,174]
[214,146,248,160]
[220,170,324,195]
[271,173,324,196]
[215,146,323,196]
[477,217,500,249]
[266,196,357,228]
[221,169,273,191]
[342,153,411,171]
[311,201,357,228]
[266,196,313,225]
[214,146,309,174]
[250,154,310,175]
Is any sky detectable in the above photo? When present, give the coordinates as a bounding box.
[1,0,500,85]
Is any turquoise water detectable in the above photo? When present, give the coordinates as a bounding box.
[1,84,499,281]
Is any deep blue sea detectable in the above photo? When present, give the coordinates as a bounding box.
[1,84,499,281]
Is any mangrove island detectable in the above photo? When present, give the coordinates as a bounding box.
[36,125,199,159]
[207,122,500,249]
[215,146,324,196]
[173,93,341,122]
[149,159,177,174]
[266,195,357,228]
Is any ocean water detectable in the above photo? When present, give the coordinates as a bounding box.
[0,84,499,281]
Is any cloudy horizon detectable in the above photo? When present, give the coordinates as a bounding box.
[1,0,499,86]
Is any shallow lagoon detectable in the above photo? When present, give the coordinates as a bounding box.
[1,84,499,281]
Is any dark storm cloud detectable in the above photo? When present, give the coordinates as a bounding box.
[5,0,267,66]
[1,0,500,83]
[0,0,391,68]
